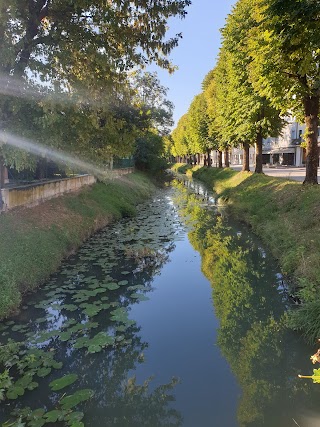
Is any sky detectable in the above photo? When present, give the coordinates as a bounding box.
[150,0,236,127]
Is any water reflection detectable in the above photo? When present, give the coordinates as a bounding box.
[2,178,320,426]
[173,178,320,427]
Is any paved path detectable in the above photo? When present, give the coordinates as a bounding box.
[231,165,315,182]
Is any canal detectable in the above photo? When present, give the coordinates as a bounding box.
[1,176,320,427]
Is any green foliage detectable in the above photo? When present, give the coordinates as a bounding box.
[172,178,294,426]
[49,374,79,391]
[171,163,193,174]
[60,389,94,410]
[0,0,186,173]
[1,0,191,80]
[171,114,190,157]
[248,0,320,115]
[179,165,320,342]
[299,347,320,383]
[134,132,168,173]
[0,370,13,401]
[185,93,212,154]
[247,0,320,182]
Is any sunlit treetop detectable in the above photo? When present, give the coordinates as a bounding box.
[0,0,191,84]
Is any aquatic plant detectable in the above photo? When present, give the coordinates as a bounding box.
[299,345,320,383]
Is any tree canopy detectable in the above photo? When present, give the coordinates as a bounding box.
[0,0,191,177]
[247,0,320,183]
[0,0,191,80]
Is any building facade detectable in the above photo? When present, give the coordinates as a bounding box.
[229,118,320,167]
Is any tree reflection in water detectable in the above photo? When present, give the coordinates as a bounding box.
[173,178,320,427]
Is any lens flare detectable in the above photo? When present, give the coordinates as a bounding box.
[0,73,115,108]
[0,131,113,180]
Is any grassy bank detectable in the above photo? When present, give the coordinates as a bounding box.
[0,173,154,319]
[174,164,320,342]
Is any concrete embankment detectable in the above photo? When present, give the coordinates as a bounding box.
[0,172,154,319]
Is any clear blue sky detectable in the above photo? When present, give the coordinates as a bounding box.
[151,0,236,127]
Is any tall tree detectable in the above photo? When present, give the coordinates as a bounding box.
[248,0,320,184]
[171,114,190,162]
[220,0,283,173]
[130,71,174,136]
[202,69,224,168]
[186,93,212,164]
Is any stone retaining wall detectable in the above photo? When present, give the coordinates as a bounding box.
[0,175,96,212]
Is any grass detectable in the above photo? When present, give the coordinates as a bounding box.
[176,165,320,342]
[0,172,154,319]
[171,163,194,174]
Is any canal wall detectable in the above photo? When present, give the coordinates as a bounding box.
[0,175,96,212]
[0,168,134,212]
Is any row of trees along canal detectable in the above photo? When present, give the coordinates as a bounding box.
[0,0,192,187]
[169,0,320,185]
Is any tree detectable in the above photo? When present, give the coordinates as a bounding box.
[134,131,167,172]
[248,0,320,183]
[202,69,225,168]
[0,0,191,180]
[171,114,190,162]
[130,71,174,136]
[186,93,212,165]
[220,0,283,173]
[0,0,191,81]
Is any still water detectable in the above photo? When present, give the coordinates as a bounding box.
[1,177,320,427]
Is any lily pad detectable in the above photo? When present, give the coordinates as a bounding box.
[88,332,114,347]
[118,280,129,286]
[59,331,72,342]
[130,293,149,301]
[62,304,78,312]
[37,367,52,378]
[65,411,84,424]
[6,385,25,399]
[82,305,102,317]
[45,409,65,422]
[74,337,89,349]
[106,283,120,290]
[60,389,94,410]
[49,374,78,391]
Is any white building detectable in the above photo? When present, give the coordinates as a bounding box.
[230,118,320,167]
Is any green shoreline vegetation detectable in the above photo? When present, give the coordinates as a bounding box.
[172,164,320,342]
[0,173,154,320]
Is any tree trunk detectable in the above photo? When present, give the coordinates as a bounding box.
[225,149,230,168]
[255,132,263,173]
[218,151,223,168]
[207,149,211,168]
[36,158,47,180]
[197,153,201,165]
[0,155,5,189]
[13,0,48,77]
[242,142,250,172]
[303,95,319,184]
